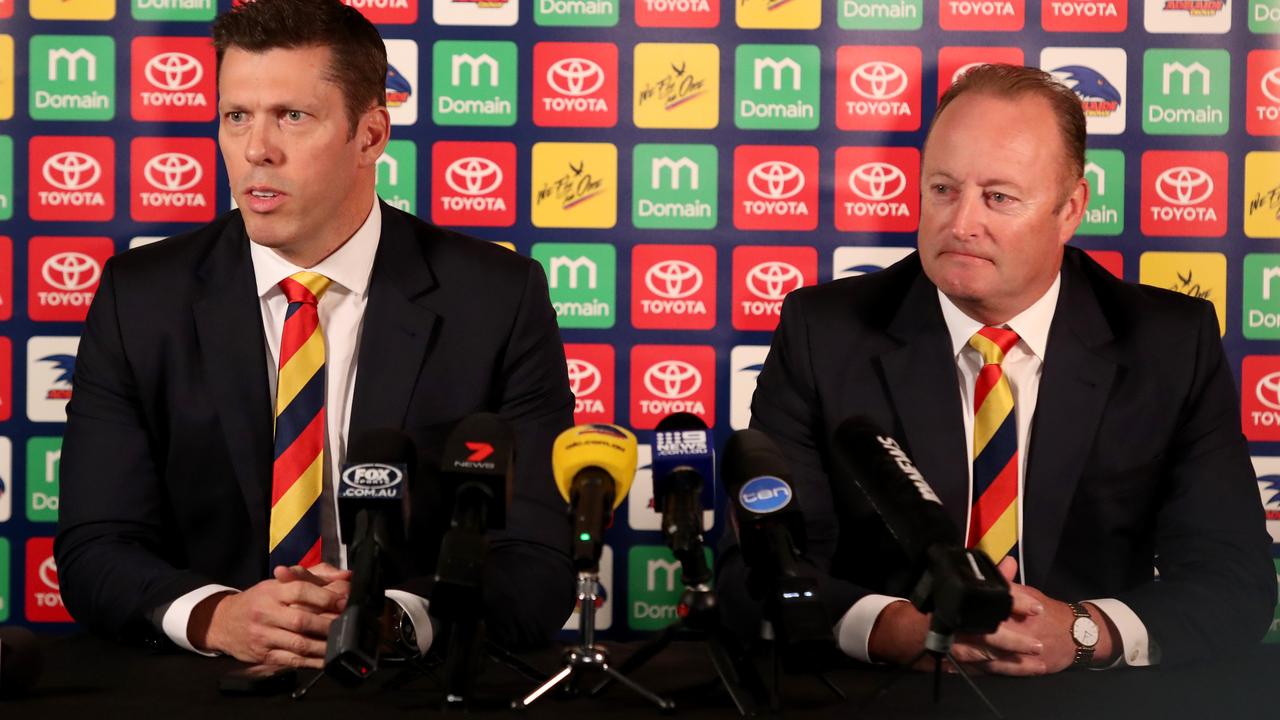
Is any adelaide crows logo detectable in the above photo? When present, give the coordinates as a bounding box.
[386,63,413,108]
[41,354,76,400]
[1052,65,1121,118]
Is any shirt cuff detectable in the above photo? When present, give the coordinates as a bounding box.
[162,584,239,656]
[835,594,904,663]
[1085,598,1158,668]
[385,589,434,656]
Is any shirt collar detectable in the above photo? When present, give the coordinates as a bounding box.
[250,198,381,299]
[937,273,1061,361]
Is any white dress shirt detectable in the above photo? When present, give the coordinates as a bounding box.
[835,274,1156,668]
[159,199,432,655]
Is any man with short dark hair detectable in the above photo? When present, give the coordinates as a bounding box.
[56,0,576,668]
[722,64,1275,674]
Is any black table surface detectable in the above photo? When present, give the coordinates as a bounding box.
[6,633,1278,719]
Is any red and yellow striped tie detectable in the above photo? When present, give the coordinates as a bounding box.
[269,271,331,569]
[966,326,1020,567]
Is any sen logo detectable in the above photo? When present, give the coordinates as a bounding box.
[28,237,113,322]
[836,46,921,132]
[732,245,817,331]
[631,345,715,430]
[29,136,114,222]
[131,137,215,223]
[835,146,919,233]
[130,36,215,122]
[533,42,618,128]
[732,145,818,231]
[1140,150,1228,237]
[564,343,614,425]
[431,141,515,227]
[631,244,716,330]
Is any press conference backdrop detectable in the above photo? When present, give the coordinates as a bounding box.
[0,0,1276,642]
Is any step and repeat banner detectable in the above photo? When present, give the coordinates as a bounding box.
[0,0,1277,640]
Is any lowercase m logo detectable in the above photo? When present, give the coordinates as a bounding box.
[533,242,616,329]
[1143,49,1230,135]
[432,41,517,127]
[31,35,115,121]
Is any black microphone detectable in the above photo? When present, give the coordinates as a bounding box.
[722,429,830,650]
[652,413,715,586]
[829,418,1010,637]
[325,428,415,686]
[0,627,42,699]
[432,413,514,620]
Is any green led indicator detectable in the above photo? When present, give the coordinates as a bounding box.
[579,532,591,542]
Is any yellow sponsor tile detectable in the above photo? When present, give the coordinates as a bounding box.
[736,0,821,29]
[531,143,617,229]
[1139,251,1227,336]
[633,43,719,130]
[30,0,115,20]
[493,241,516,252]
[0,36,11,120]
[1245,152,1280,239]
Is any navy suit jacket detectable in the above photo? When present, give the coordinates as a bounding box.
[719,247,1275,665]
[55,203,577,650]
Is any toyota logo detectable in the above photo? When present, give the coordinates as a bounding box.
[1155,166,1214,207]
[849,162,907,201]
[747,161,805,200]
[644,361,702,400]
[1257,371,1280,411]
[547,58,605,97]
[644,260,703,299]
[42,252,102,291]
[746,261,804,301]
[951,62,985,85]
[850,61,908,100]
[445,157,503,196]
[43,151,102,191]
[144,152,202,192]
[144,51,203,91]
[39,556,60,592]
[566,359,601,397]
[1262,68,1280,105]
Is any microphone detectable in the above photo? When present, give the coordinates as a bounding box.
[325,428,415,686]
[552,423,637,571]
[721,429,830,650]
[432,413,514,619]
[0,628,42,699]
[829,418,1010,637]
[651,413,715,586]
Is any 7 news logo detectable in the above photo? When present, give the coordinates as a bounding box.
[533,42,617,127]
[632,244,716,330]
[131,37,215,122]
[29,136,115,222]
[733,246,817,331]
[1140,151,1227,237]
[564,344,614,425]
[432,141,514,227]
[28,237,113,322]
[835,147,919,233]
[733,146,818,231]
[837,47,921,132]
[631,345,715,429]
[131,137,216,223]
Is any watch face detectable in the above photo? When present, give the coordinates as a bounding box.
[1073,616,1100,648]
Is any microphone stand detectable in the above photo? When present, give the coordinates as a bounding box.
[588,495,769,717]
[512,571,674,712]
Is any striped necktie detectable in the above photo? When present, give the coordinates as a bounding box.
[269,271,332,569]
[966,326,1021,568]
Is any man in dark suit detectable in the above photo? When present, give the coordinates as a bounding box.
[722,65,1275,674]
[55,0,575,668]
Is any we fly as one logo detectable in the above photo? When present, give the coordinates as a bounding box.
[533,42,617,127]
[633,44,720,129]
[531,142,617,228]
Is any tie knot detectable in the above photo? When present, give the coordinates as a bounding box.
[969,326,1020,366]
[280,271,331,305]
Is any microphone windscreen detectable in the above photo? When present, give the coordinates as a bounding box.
[551,424,638,508]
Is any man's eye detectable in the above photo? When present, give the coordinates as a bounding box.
[286,111,303,121]
[226,111,244,123]
[988,192,1008,204]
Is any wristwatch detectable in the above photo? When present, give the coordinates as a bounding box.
[1068,602,1099,668]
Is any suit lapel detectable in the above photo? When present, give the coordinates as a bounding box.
[877,270,971,535]
[192,220,274,549]
[349,204,440,439]
[1022,254,1117,586]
